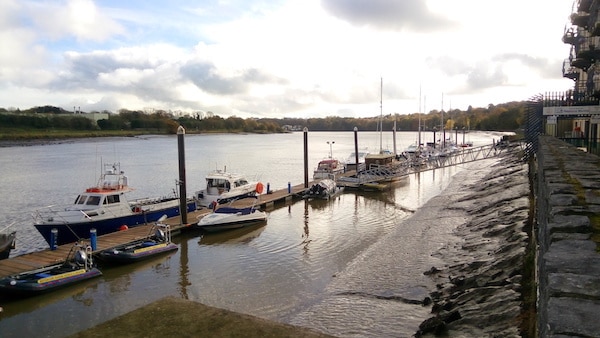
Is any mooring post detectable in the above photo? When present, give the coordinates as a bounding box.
[177,126,187,225]
[50,228,58,251]
[303,127,309,188]
[354,127,359,170]
[90,228,97,251]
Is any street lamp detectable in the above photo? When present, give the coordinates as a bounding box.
[327,141,335,159]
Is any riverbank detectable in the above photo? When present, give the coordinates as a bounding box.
[416,147,531,336]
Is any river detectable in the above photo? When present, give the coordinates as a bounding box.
[0,130,507,337]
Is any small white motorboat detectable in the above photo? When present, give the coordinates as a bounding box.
[197,200,267,232]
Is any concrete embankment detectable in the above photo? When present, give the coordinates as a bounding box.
[535,136,600,337]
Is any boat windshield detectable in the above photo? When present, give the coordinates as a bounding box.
[234,179,248,187]
[85,195,102,206]
[207,178,230,190]
[75,195,87,204]
[104,194,120,204]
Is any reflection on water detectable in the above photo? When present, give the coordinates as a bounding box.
[198,223,267,245]
[0,131,504,337]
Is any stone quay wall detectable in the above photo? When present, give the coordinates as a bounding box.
[536,136,600,337]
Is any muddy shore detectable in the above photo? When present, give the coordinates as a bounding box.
[416,148,531,337]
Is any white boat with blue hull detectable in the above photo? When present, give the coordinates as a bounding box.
[33,162,197,247]
[197,199,267,232]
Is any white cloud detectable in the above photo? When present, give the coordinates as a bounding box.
[27,0,124,41]
[0,0,577,118]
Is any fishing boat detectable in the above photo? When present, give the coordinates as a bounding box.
[98,215,178,264]
[0,231,16,260]
[197,198,267,232]
[313,159,345,180]
[302,179,344,200]
[33,162,197,247]
[195,168,264,208]
[0,242,101,296]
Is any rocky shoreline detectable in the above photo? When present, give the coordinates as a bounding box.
[416,148,531,337]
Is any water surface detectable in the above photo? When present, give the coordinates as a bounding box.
[0,131,504,337]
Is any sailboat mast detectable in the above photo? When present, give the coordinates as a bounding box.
[418,85,422,147]
[379,77,383,154]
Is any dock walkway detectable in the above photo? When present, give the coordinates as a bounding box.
[0,183,309,279]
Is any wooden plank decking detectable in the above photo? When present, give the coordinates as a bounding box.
[0,184,310,279]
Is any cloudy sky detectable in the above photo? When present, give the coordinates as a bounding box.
[1,0,574,118]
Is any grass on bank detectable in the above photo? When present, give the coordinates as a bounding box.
[0,127,154,140]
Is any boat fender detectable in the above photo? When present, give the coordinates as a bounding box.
[119,225,129,231]
[74,250,87,266]
[132,206,142,213]
[155,229,165,241]
[210,201,218,210]
[256,182,264,194]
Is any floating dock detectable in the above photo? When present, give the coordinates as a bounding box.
[0,144,512,279]
[0,183,310,279]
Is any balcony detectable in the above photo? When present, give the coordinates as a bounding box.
[563,29,578,44]
[592,22,600,36]
[578,0,593,13]
[563,59,580,80]
[572,57,592,70]
[571,12,591,28]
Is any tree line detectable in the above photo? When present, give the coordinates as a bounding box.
[0,101,527,135]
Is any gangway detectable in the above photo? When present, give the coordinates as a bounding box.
[337,142,520,189]
[421,143,513,170]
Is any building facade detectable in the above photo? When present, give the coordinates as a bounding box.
[545,0,600,144]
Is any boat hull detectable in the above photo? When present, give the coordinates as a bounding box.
[198,219,266,232]
[197,209,267,233]
[0,231,16,260]
[34,202,196,247]
[98,242,178,264]
[0,265,102,296]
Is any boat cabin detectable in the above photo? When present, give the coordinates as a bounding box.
[318,159,341,170]
[206,176,250,195]
[73,192,123,209]
[365,153,394,168]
